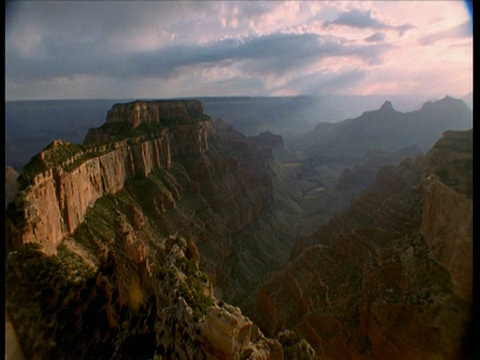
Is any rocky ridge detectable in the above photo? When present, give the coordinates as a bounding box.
[282,96,472,238]
[291,96,472,165]
[5,99,314,359]
[420,130,472,303]
[6,230,294,359]
[255,130,472,359]
[7,100,214,255]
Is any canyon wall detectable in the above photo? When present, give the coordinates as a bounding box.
[11,101,214,255]
[7,100,277,303]
[106,99,207,127]
[255,130,472,359]
[421,130,473,303]
[6,100,301,359]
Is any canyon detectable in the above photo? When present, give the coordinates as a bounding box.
[254,129,472,359]
[5,97,473,359]
[5,99,309,359]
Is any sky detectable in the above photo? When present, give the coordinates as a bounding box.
[5,1,473,101]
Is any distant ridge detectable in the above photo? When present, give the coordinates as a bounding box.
[460,92,473,109]
[6,95,472,171]
[293,95,472,165]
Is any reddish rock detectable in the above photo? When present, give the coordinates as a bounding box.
[9,101,215,255]
[255,130,472,359]
[106,99,206,127]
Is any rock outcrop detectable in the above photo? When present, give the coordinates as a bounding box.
[6,229,285,359]
[201,303,284,359]
[6,99,311,359]
[248,130,285,151]
[255,130,472,359]
[7,101,214,255]
[105,99,207,127]
[12,98,471,360]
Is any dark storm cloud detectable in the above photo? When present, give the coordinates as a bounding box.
[419,20,472,45]
[8,1,470,100]
[6,32,392,83]
[324,9,414,35]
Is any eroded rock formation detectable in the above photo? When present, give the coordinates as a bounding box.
[105,99,207,127]
[9,98,471,359]
[6,229,287,359]
[7,101,214,255]
[255,130,472,359]
[5,99,312,359]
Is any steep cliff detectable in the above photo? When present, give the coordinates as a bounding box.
[420,130,472,303]
[211,120,304,306]
[255,130,472,359]
[5,99,313,359]
[6,231,289,359]
[7,100,214,255]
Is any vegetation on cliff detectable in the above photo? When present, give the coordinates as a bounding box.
[19,139,107,187]
[6,235,208,359]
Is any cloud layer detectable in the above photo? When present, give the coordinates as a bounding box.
[323,8,414,35]
[5,1,472,100]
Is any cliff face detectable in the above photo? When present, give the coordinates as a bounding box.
[5,97,473,359]
[7,97,277,298]
[20,137,173,254]
[105,99,207,127]
[256,130,472,359]
[8,101,214,255]
[6,100,309,359]
[420,130,472,302]
[6,230,286,359]
[84,100,213,148]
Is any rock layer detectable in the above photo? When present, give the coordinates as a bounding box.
[106,99,207,127]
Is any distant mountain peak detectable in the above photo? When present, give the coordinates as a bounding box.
[421,95,469,111]
[379,100,394,112]
[439,95,461,105]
